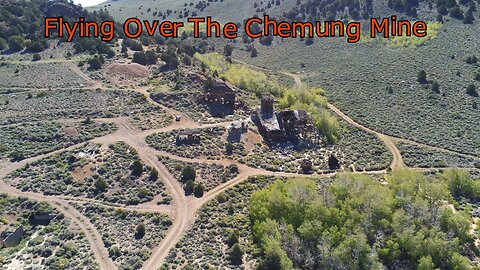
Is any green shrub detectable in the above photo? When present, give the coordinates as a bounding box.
[161,49,179,68]
[185,180,195,194]
[194,183,205,197]
[226,230,239,247]
[8,35,25,52]
[181,165,196,182]
[466,55,478,64]
[431,81,440,93]
[131,160,144,176]
[9,151,25,162]
[95,178,107,192]
[466,84,478,97]
[88,57,102,70]
[223,44,233,56]
[133,52,147,65]
[149,168,159,181]
[463,9,474,24]
[0,38,6,50]
[135,223,146,238]
[229,243,244,264]
[36,91,47,98]
[32,53,41,61]
[417,70,427,84]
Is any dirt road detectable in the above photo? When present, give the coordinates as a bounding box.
[326,102,405,169]
[280,70,406,170]
[2,60,478,270]
[0,160,116,270]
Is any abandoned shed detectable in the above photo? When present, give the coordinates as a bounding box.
[204,81,236,106]
[176,129,201,145]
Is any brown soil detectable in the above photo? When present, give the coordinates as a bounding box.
[71,163,96,181]
[242,129,263,154]
[63,126,79,137]
[106,63,150,79]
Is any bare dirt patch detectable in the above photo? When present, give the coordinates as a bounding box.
[71,163,97,181]
[105,62,150,86]
[63,126,79,137]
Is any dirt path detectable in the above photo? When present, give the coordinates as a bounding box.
[56,200,116,270]
[78,116,195,270]
[0,141,117,269]
[68,63,104,89]
[59,196,174,215]
[2,61,478,270]
[280,71,406,170]
[1,58,86,65]
[283,71,478,162]
[326,102,406,169]
[0,182,116,270]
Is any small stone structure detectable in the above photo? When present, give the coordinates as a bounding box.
[204,81,236,107]
[261,94,275,115]
[176,129,201,145]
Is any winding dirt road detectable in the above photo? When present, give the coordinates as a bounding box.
[1,60,478,270]
[279,71,479,168]
[280,70,405,170]
[0,154,116,270]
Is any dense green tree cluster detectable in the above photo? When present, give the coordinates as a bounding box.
[282,0,476,23]
[0,0,116,54]
[8,36,26,52]
[132,50,158,65]
[87,55,105,70]
[160,48,180,68]
[251,169,477,270]
[0,0,50,48]
[444,169,480,202]
[284,0,370,21]
[73,38,115,57]
[123,39,144,51]
[437,0,477,23]
[387,0,421,17]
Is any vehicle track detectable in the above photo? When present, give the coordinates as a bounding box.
[0,151,116,270]
[2,61,478,270]
[281,71,479,166]
[233,60,478,163]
